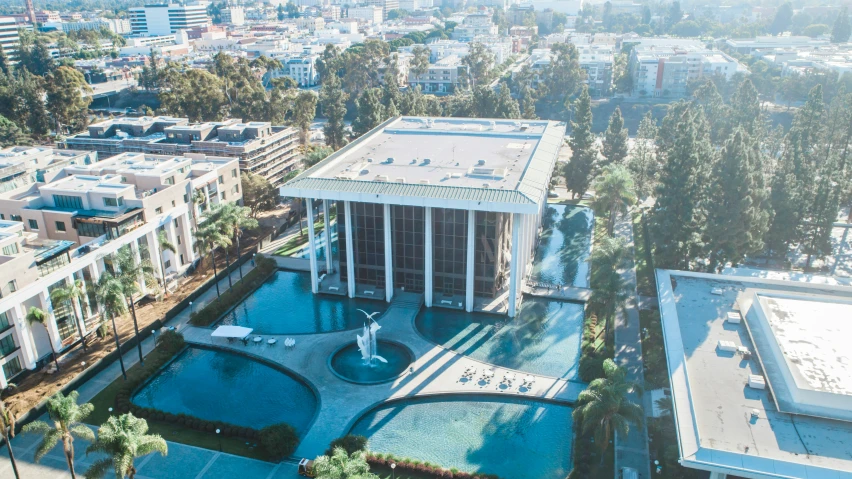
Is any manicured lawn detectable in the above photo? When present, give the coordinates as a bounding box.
[86,360,271,461]
[273,218,327,257]
[632,213,657,297]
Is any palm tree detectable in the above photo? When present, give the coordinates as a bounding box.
[0,400,20,479]
[193,224,231,299]
[50,279,88,352]
[84,413,167,479]
[313,447,379,479]
[191,189,207,232]
[22,391,95,479]
[114,247,156,365]
[156,231,176,296]
[215,203,259,281]
[591,165,636,236]
[573,359,643,464]
[94,273,128,380]
[589,236,629,341]
[25,306,59,371]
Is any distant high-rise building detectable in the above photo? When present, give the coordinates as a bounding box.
[364,0,399,20]
[128,4,210,36]
[0,17,20,59]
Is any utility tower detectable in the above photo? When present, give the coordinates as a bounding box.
[25,0,36,25]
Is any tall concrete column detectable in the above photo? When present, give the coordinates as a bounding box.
[344,201,355,298]
[129,239,147,296]
[147,231,164,291]
[39,290,63,352]
[508,213,521,317]
[67,274,87,336]
[383,204,393,302]
[424,206,433,307]
[204,184,212,208]
[180,212,196,263]
[165,218,179,269]
[306,199,319,294]
[89,263,103,315]
[10,304,37,369]
[323,200,333,273]
[465,209,476,313]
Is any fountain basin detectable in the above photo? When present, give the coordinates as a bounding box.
[329,340,414,384]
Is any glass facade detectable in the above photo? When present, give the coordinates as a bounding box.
[48,280,77,344]
[0,335,16,357]
[2,356,21,379]
[391,206,425,293]
[433,208,468,296]
[473,211,511,297]
[338,201,386,288]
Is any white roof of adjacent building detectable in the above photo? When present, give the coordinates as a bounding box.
[280,116,566,213]
[657,269,852,478]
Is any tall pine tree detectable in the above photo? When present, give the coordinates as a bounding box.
[564,86,597,199]
[319,73,348,150]
[651,105,713,269]
[832,6,851,43]
[601,107,629,167]
[627,112,658,200]
[352,88,385,136]
[729,79,761,136]
[704,130,770,270]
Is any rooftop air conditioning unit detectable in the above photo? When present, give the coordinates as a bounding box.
[395,177,405,183]
[423,158,431,165]
[482,183,490,188]
[451,173,462,178]
[445,173,452,179]
[726,312,741,324]
[367,158,374,162]
[477,159,486,166]
[386,157,395,164]
[419,179,430,184]
[374,175,389,182]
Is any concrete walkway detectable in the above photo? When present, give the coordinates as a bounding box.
[0,263,292,479]
[183,291,586,459]
[612,212,652,479]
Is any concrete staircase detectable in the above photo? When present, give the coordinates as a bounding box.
[390,291,423,311]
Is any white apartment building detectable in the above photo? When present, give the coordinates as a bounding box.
[0,147,98,195]
[452,14,498,41]
[267,54,321,87]
[364,0,399,19]
[398,0,419,11]
[0,17,20,60]
[129,4,210,36]
[408,55,468,94]
[0,151,242,388]
[221,6,246,26]
[725,36,831,55]
[348,6,383,24]
[296,16,326,32]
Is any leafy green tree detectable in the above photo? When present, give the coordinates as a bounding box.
[285,1,299,18]
[85,414,167,479]
[410,45,431,78]
[213,203,259,281]
[25,307,59,371]
[573,359,643,463]
[114,247,156,365]
[803,24,830,38]
[704,130,770,270]
[769,2,793,35]
[156,231,176,295]
[592,165,635,236]
[241,172,279,219]
[800,169,842,269]
[139,48,160,91]
[601,107,629,167]
[312,447,379,479]
[462,42,495,87]
[50,279,87,352]
[343,40,389,97]
[17,32,55,76]
[353,88,385,136]
[399,85,427,116]
[94,273,128,379]
[159,67,227,122]
[20,72,51,138]
[666,1,682,31]
[627,112,658,200]
[651,103,713,269]
[0,115,31,147]
[316,44,343,84]
[320,73,348,150]
[381,54,402,108]
[564,86,597,198]
[691,79,729,145]
[494,83,520,118]
[45,66,92,134]
[729,79,761,136]
[293,91,317,145]
[0,47,10,77]
[305,145,334,168]
[193,223,231,298]
[542,43,584,103]
[832,6,851,43]
[519,84,537,119]
[22,391,95,479]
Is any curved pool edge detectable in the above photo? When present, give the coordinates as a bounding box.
[327,340,415,385]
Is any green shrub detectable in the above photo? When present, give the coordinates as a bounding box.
[190,256,277,326]
[155,329,185,353]
[325,434,368,456]
[259,423,299,460]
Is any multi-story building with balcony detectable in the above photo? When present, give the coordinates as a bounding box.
[128,4,210,36]
[63,116,300,187]
[0,147,98,194]
[407,55,468,94]
[0,151,242,388]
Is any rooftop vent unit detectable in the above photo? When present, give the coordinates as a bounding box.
[520,123,530,131]
[336,162,369,180]
[423,158,431,165]
[418,179,430,184]
[477,159,486,166]
[374,175,389,182]
[726,312,742,324]
[367,158,374,163]
[467,166,508,179]
[395,177,406,183]
[451,173,462,178]
[386,157,395,164]
[445,173,452,179]
[482,183,491,188]
[748,375,766,390]
[488,120,496,130]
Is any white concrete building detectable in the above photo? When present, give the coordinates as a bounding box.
[221,6,246,25]
[348,6,384,24]
[129,4,210,36]
[0,152,243,388]
[657,268,852,478]
[453,14,498,41]
[0,17,20,60]
[407,55,468,94]
[280,117,564,317]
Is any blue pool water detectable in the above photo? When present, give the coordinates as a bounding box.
[330,340,413,384]
[531,205,594,288]
[350,396,574,479]
[416,297,583,378]
[217,270,386,334]
[132,347,317,433]
[294,220,338,261]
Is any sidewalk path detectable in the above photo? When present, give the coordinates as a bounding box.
[613,212,652,479]
[0,263,303,479]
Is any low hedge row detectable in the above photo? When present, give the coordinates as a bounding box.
[189,256,277,327]
[112,329,299,459]
[366,452,502,479]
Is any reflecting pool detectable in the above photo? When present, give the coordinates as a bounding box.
[216,270,386,334]
[531,205,594,288]
[350,396,574,479]
[416,297,583,378]
[329,340,413,384]
[132,347,317,433]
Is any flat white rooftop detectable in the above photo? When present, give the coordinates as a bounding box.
[658,269,852,478]
[281,116,565,214]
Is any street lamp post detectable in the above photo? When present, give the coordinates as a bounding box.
[216,428,221,451]
[390,463,396,479]
[190,301,193,315]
